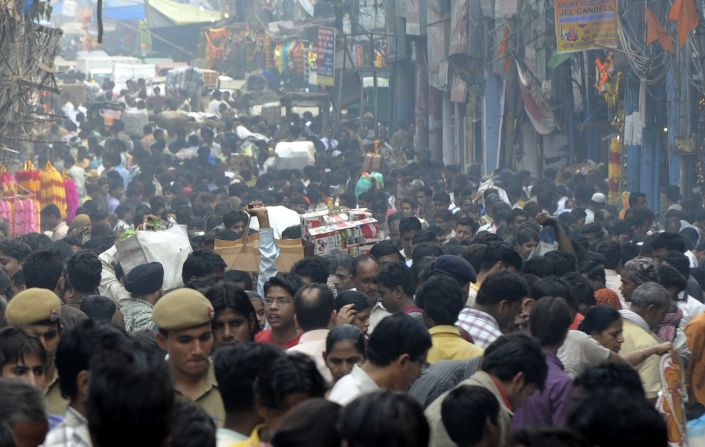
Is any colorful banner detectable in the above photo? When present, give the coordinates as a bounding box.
[554,0,618,53]
[517,62,557,135]
[316,26,336,87]
[353,43,366,67]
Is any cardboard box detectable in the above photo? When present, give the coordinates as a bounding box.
[214,236,305,272]
[274,141,316,171]
[346,242,375,257]
[309,231,341,255]
[301,208,374,232]
[304,213,382,255]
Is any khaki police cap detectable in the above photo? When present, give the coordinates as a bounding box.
[153,288,214,331]
[6,288,62,326]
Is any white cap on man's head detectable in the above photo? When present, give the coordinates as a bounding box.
[591,192,607,204]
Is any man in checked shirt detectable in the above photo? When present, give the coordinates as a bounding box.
[456,271,530,349]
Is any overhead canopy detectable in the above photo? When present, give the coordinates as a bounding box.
[146,0,220,27]
[104,0,144,20]
[86,0,219,25]
[89,0,145,21]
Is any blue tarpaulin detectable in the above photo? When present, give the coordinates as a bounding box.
[93,0,145,20]
[104,4,144,20]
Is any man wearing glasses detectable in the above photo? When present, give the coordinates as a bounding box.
[255,273,303,349]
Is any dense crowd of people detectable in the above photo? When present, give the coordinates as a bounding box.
[1,83,704,446]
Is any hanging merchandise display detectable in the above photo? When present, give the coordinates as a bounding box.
[374,39,388,70]
[205,27,228,68]
[264,34,273,70]
[595,51,615,93]
[7,198,40,236]
[292,42,305,73]
[595,52,623,113]
[608,136,623,204]
[64,172,80,222]
[274,42,285,73]
[40,161,67,218]
[306,45,317,83]
[0,165,40,236]
[203,26,269,77]
[275,40,301,74]
[16,160,41,195]
[13,161,41,233]
[0,168,15,195]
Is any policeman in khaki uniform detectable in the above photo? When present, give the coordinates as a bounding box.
[6,288,69,415]
[154,288,226,427]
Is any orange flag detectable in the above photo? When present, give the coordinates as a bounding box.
[498,25,511,72]
[646,6,674,51]
[668,0,700,47]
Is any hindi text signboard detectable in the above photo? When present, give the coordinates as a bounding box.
[317,26,336,86]
[555,0,618,53]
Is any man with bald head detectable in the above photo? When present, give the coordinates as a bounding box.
[619,282,673,402]
[289,283,336,383]
[352,255,389,332]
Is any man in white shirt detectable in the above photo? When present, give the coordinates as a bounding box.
[320,127,338,151]
[208,90,224,117]
[41,204,69,241]
[66,153,87,197]
[328,313,431,405]
[201,126,223,159]
[62,96,79,125]
[399,217,422,267]
[288,284,336,383]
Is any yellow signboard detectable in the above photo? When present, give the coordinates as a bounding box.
[555,0,619,53]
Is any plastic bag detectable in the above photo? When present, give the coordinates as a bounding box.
[116,224,192,290]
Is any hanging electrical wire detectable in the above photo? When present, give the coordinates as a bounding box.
[617,16,670,85]
[686,33,705,96]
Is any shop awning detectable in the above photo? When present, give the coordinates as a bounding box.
[146,0,220,27]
